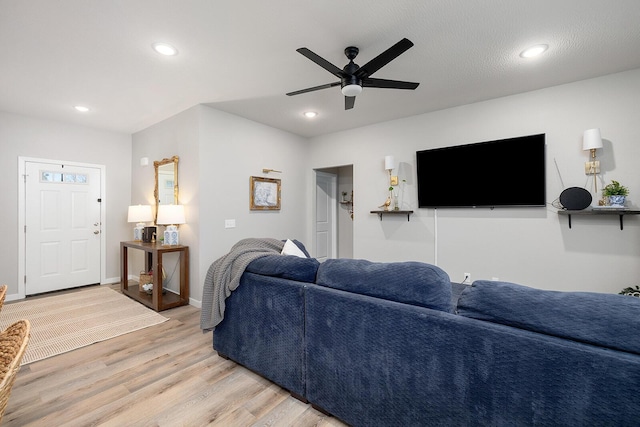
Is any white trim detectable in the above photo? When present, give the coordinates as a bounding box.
[17,156,107,300]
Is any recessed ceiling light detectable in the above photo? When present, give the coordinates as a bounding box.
[152,42,178,56]
[303,111,318,118]
[520,44,548,58]
[74,105,90,112]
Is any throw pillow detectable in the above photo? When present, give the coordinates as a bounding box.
[281,239,307,258]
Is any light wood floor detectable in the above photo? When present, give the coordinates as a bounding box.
[2,285,348,426]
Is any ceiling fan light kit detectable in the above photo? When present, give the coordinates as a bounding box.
[286,38,419,110]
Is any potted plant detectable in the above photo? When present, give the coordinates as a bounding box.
[602,180,629,207]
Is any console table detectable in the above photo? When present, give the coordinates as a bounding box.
[120,241,189,311]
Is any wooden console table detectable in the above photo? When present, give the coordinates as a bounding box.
[120,241,189,311]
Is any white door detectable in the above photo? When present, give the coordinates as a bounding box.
[315,172,337,262]
[25,161,102,295]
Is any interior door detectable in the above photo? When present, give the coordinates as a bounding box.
[315,171,337,262]
[25,161,102,295]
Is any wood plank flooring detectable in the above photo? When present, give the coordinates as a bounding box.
[2,285,348,426]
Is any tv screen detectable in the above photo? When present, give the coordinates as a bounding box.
[416,134,546,208]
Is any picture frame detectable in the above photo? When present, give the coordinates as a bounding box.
[250,176,281,210]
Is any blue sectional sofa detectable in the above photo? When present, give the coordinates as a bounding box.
[212,252,640,426]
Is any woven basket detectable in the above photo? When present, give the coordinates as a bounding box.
[139,273,153,294]
[0,319,31,422]
[0,285,6,312]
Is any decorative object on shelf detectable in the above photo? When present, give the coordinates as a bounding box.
[558,187,592,210]
[142,226,156,243]
[602,180,629,207]
[156,204,186,245]
[127,204,153,241]
[583,128,603,194]
[250,176,281,210]
[139,270,153,294]
[340,190,354,220]
[379,189,392,211]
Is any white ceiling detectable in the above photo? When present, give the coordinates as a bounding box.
[2,1,639,138]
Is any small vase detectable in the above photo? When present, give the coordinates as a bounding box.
[608,195,626,207]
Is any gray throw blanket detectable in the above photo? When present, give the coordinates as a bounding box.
[200,237,285,331]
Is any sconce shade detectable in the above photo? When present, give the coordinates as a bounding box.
[583,128,603,151]
[156,204,186,225]
[385,155,395,170]
[127,205,153,223]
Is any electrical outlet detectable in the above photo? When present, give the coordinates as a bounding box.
[224,219,236,229]
[463,272,471,283]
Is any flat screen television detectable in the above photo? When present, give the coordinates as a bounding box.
[416,133,546,208]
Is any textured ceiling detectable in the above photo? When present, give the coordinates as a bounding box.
[1,0,639,138]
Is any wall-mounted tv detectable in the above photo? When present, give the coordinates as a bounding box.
[416,133,546,208]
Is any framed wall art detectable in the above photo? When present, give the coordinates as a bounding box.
[250,176,281,210]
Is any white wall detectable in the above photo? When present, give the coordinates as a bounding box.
[0,111,132,298]
[307,69,640,293]
[131,106,201,303]
[132,105,309,306]
[197,106,308,304]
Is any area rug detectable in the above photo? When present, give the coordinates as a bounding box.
[0,286,169,365]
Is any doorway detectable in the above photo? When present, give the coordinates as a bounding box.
[18,157,106,297]
[314,166,354,260]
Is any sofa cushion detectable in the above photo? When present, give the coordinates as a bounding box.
[245,254,319,283]
[457,280,640,355]
[315,258,452,312]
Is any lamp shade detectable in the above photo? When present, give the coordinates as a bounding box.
[341,84,362,97]
[127,205,153,223]
[156,204,186,225]
[583,128,603,151]
[384,155,395,170]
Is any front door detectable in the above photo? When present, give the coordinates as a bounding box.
[25,161,102,295]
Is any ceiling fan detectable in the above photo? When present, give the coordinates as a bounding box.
[286,38,420,110]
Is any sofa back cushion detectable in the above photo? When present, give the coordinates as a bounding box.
[457,280,640,355]
[315,259,452,312]
[246,255,319,283]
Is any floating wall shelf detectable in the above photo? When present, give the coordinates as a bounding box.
[370,210,414,221]
[557,208,640,230]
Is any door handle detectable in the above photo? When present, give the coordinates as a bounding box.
[94,230,100,234]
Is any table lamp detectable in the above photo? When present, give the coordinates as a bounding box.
[127,205,153,241]
[156,204,186,245]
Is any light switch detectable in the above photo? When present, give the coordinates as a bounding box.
[225,219,236,228]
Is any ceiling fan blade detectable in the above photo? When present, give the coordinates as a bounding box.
[345,96,356,110]
[296,48,345,78]
[363,77,419,90]
[286,81,341,96]
[355,38,414,78]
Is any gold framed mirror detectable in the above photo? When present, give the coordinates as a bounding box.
[154,156,179,224]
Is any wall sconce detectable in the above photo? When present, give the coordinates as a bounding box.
[385,155,398,186]
[583,128,603,193]
[127,205,153,241]
[156,204,186,245]
[262,168,282,174]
